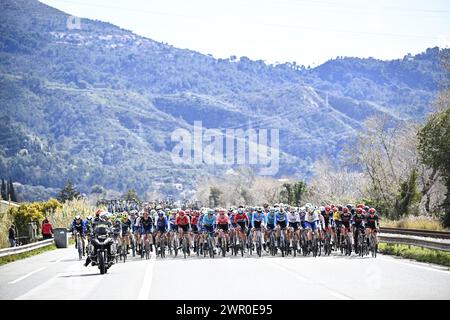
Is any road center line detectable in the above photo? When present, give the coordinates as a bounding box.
[138,253,156,300]
[9,267,47,284]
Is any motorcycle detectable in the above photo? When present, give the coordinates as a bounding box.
[89,232,116,274]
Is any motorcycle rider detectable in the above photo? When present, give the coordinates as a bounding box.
[84,212,113,267]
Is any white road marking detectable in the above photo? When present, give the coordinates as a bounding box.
[270,260,353,300]
[328,290,351,300]
[138,253,156,300]
[378,256,450,275]
[9,267,47,284]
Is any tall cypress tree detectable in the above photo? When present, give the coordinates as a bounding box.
[8,178,17,202]
[0,179,6,200]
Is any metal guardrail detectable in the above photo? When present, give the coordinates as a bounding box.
[0,239,54,258]
[380,227,450,239]
[379,234,450,252]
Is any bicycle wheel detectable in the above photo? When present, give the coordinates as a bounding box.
[221,237,226,257]
[174,237,178,258]
[318,238,322,257]
[182,237,187,259]
[77,236,83,260]
[257,233,262,257]
[208,237,213,258]
[145,242,150,260]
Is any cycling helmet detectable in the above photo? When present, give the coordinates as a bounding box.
[304,203,313,212]
[158,211,164,217]
[207,209,214,215]
[343,207,349,213]
[369,208,376,214]
[356,208,363,214]
[156,205,162,211]
[325,205,331,212]
[364,205,370,212]
[86,216,92,221]
[319,206,325,212]
[179,210,185,216]
[99,212,108,221]
[95,209,102,216]
[150,209,156,215]
[219,208,226,214]
[357,203,365,209]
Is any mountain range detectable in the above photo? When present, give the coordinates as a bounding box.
[0,0,446,201]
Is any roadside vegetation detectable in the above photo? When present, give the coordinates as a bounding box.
[378,243,450,267]
[381,216,449,231]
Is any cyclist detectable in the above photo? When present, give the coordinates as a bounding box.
[139,211,154,254]
[304,204,319,248]
[365,207,380,248]
[352,207,366,254]
[72,215,86,256]
[264,207,276,251]
[155,211,169,255]
[274,206,288,249]
[321,205,334,246]
[176,210,191,250]
[340,207,353,252]
[251,207,266,249]
[202,209,217,252]
[216,208,230,252]
[317,207,326,242]
[191,210,201,252]
[85,215,94,237]
[332,206,342,247]
[121,212,132,254]
[287,206,300,249]
[234,207,249,248]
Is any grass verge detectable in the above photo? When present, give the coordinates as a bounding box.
[0,239,75,266]
[381,216,448,231]
[378,243,450,267]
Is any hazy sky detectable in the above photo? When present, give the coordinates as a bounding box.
[40,0,450,66]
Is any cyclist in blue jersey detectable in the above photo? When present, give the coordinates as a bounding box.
[274,207,288,246]
[202,209,217,253]
[251,207,266,249]
[264,208,276,251]
[155,211,169,255]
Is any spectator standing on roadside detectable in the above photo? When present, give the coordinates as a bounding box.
[8,224,16,247]
[42,218,53,239]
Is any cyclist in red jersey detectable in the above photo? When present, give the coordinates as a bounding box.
[176,210,191,249]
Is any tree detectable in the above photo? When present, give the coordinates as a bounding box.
[209,187,222,207]
[418,107,450,227]
[121,189,140,202]
[280,181,308,206]
[57,181,81,203]
[348,116,423,219]
[1,179,6,200]
[8,178,17,202]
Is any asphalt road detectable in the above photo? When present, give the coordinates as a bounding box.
[0,246,449,300]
